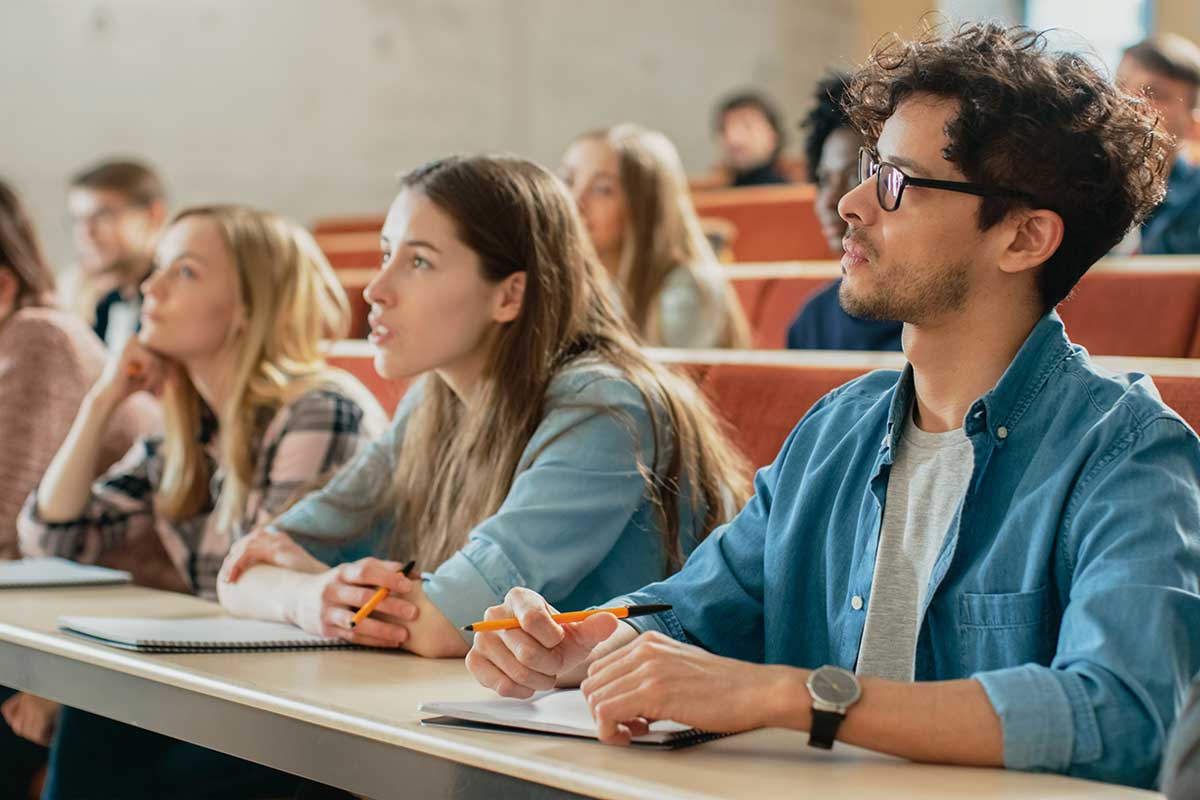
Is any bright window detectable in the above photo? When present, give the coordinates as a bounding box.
[1024,0,1151,75]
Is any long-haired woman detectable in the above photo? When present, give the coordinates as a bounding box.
[21,205,388,800]
[0,178,159,800]
[559,124,751,348]
[218,155,752,661]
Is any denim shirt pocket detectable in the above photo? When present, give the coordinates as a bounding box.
[958,586,1056,672]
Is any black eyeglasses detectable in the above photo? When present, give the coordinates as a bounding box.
[858,148,1032,212]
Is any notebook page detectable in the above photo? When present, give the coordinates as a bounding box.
[57,616,342,648]
[0,558,131,588]
[420,689,692,743]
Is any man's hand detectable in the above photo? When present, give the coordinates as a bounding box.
[581,631,806,744]
[465,587,633,697]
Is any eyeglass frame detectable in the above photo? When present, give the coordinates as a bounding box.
[858,147,1033,212]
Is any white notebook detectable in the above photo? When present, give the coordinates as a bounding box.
[419,689,729,749]
[57,615,355,653]
[0,558,131,588]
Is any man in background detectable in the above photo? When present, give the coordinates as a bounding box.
[63,159,167,349]
[787,73,902,350]
[1117,34,1200,254]
[714,91,791,186]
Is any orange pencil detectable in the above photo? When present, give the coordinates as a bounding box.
[349,560,415,628]
[462,603,672,633]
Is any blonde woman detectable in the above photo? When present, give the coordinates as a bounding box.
[19,206,387,800]
[559,124,751,348]
[217,155,752,666]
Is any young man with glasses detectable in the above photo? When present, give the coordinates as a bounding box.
[464,24,1200,790]
[63,159,167,349]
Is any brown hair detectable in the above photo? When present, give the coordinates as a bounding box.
[69,159,166,207]
[0,179,55,308]
[575,125,751,348]
[388,155,751,573]
[845,22,1172,311]
[1124,34,1200,103]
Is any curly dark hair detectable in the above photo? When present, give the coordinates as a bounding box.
[844,23,1172,311]
[801,73,853,183]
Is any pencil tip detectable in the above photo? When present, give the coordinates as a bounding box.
[462,625,473,632]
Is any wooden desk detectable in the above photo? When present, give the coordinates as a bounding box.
[0,585,1159,799]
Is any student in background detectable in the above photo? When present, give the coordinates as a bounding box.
[18,205,387,800]
[714,92,791,186]
[465,25,1199,789]
[787,74,903,351]
[63,159,168,349]
[1162,672,1200,799]
[0,178,159,800]
[1117,34,1200,254]
[217,155,750,664]
[559,124,751,348]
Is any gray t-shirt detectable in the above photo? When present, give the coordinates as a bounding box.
[857,407,974,682]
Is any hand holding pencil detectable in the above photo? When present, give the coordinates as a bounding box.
[465,587,667,699]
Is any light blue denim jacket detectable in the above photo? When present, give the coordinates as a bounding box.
[618,312,1200,788]
[273,361,699,638]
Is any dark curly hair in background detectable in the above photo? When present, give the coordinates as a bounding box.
[844,22,1172,311]
[801,73,852,184]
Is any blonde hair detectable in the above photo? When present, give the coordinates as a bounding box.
[157,205,379,531]
[387,156,751,574]
[579,124,751,348]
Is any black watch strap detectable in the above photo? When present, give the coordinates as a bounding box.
[807,708,845,749]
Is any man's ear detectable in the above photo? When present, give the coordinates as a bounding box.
[998,209,1064,276]
[146,199,169,230]
[493,271,526,324]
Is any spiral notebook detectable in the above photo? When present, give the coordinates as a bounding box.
[419,689,730,749]
[0,558,131,588]
[57,616,356,653]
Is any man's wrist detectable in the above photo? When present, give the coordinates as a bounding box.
[757,665,814,731]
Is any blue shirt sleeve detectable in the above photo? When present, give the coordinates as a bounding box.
[975,416,1200,786]
[270,381,425,565]
[613,411,827,663]
[422,371,665,635]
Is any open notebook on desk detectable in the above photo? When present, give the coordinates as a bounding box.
[57,616,355,653]
[420,689,731,750]
[0,558,131,588]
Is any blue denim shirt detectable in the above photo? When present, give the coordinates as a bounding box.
[618,312,1200,788]
[1141,156,1200,255]
[272,361,701,639]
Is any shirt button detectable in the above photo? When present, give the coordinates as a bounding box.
[997,426,1009,439]
[851,595,864,611]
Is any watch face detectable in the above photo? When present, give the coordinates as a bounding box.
[809,667,860,705]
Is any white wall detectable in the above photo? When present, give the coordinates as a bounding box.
[0,0,856,268]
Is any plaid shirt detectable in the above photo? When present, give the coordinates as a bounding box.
[18,388,384,600]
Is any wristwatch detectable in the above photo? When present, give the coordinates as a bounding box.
[805,665,861,749]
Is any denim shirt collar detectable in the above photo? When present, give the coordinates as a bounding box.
[883,311,1074,453]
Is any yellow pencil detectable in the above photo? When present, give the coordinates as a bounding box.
[462,603,672,632]
[349,560,415,628]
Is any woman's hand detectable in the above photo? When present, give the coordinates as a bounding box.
[290,558,419,648]
[219,527,328,584]
[1,692,61,747]
[91,335,175,409]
